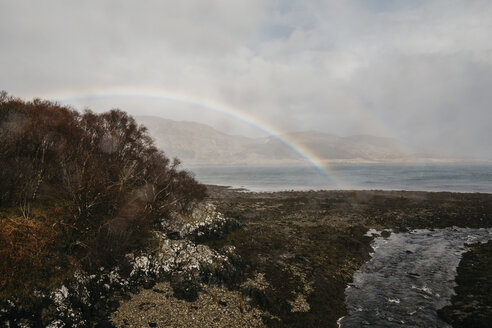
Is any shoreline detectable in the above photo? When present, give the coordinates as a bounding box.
[204,183,492,195]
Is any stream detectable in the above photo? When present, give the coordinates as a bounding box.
[338,227,492,327]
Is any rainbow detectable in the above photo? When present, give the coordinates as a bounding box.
[38,86,350,187]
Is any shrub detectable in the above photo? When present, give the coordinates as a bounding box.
[0,92,207,295]
[0,215,69,297]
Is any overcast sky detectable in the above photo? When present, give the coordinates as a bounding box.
[1,0,491,158]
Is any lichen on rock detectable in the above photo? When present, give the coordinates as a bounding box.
[1,202,241,327]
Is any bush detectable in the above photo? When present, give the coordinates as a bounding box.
[0,92,206,295]
[0,215,69,297]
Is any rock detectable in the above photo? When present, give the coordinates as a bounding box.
[170,273,200,302]
[96,322,116,328]
[381,230,391,238]
[161,203,240,242]
[142,279,156,290]
[241,273,273,308]
[0,202,241,327]
[107,298,120,311]
[288,294,311,313]
[128,232,242,289]
[160,211,186,239]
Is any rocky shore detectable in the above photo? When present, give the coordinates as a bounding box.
[113,187,492,328]
[2,187,491,327]
[204,186,492,327]
[0,203,246,327]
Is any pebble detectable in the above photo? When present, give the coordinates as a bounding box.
[111,282,267,327]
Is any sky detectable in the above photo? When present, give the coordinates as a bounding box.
[1,0,491,158]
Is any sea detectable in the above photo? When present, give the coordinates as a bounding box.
[186,162,492,193]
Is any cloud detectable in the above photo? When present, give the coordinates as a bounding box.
[1,0,491,157]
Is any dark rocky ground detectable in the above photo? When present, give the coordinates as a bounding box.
[17,187,488,327]
[438,240,492,328]
[204,186,492,328]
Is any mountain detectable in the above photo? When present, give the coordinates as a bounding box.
[136,116,412,165]
[136,116,254,163]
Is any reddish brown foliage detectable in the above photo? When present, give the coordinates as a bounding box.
[0,92,206,284]
[0,216,68,295]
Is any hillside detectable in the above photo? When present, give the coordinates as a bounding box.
[136,116,411,164]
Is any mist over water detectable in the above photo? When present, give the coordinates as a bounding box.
[187,163,492,193]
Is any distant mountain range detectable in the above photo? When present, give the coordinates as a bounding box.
[135,116,452,165]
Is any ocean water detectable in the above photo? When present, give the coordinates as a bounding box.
[186,163,492,193]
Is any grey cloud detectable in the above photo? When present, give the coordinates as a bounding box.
[1,0,491,158]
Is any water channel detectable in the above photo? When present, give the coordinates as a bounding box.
[339,227,492,327]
